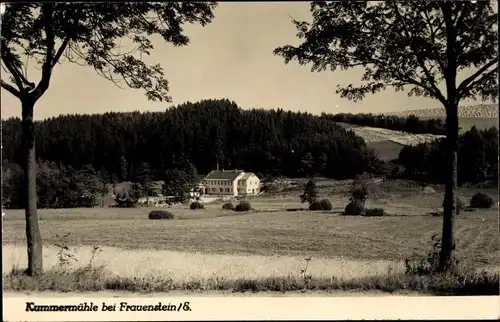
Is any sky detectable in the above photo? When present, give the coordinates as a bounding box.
[0,2,493,121]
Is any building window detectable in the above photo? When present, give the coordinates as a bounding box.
[225,188,229,192]
[219,188,223,193]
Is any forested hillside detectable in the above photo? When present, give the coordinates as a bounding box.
[2,99,381,182]
[396,126,499,185]
[2,99,497,209]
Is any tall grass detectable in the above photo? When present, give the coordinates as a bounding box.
[3,241,498,295]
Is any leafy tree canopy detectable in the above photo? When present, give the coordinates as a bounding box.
[274,1,497,106]
[1,2,217,102]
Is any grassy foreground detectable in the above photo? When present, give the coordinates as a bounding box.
[4,264,498,296]
[3,243,498,296]
[3,186,498,296]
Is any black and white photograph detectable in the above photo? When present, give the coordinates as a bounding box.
[1,0,498,320]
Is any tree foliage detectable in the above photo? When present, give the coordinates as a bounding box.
[3,160,105,209]
[1,2,217,101]
[300,179,319,204]
[163,161,198,204]
[1,2,218,277]
[274,0,498,272]
[397,126,498,185]
[274,1,497,104]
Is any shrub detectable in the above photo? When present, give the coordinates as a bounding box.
[319,198,333,211]
[309,200,322,211]
[222,202,235,210]
[364,208,386,217]
[344,200,365,216]
[470,192,494,209]
[405,234,460,276]
[456,197,466,215]
[261,183,281,193]
[351,186,368,202]
[148,210,174,220]
[234,200,251,212]
[350,173,374,203]
[300,179,318,204]
[189,201,204,210]
[442,197,467,215]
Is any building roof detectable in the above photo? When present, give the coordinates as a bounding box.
[204,170,244,181]
[146,181,164,191]
[239,172,257,180]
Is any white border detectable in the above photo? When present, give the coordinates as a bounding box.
[3,295,500,321]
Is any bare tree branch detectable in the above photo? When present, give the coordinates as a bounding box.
[51,38,70,67]
[32,4,55,100]
[1,42,26,92]
[0,79,22,98]
[392,3,447,105]
[422,9,446,74]
[457,58,498,96]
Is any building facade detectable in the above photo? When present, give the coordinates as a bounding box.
[202,170,260,196]
[236,172,261,196]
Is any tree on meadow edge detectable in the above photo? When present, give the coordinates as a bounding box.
[274,1,498,272]
[0,2,217,276]
[300,179,319,204]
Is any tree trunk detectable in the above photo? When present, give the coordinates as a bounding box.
[22,98,43,276]
[440,104,459,272]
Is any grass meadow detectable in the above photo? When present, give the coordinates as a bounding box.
[2,181,499,295]
[335,114,498,162]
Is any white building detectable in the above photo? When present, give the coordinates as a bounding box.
[202,169,260,196]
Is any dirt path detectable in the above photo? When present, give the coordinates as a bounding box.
[4,290,425,298]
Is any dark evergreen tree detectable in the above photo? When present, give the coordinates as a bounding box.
[300,179,319,204]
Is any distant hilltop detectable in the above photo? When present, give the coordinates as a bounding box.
[382,103,498,119]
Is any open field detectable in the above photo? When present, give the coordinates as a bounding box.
[3,180,498,295]
[382,104,498,133]
[346,126,446,145]
[335,122,444,160]
[365,140,405,161]
[4,182,499,284]
[335,104,497,159]
[337,110,497,159]
[383,104,498,119]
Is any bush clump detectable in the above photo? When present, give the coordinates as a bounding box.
[309,198,333,211]
[456,197,466,215]
[148,210,174,220]
[405,234,460,276]
[344,200,365,216]
[234,200,251,212]
[469,193,494,209]
[440,197,468,215]
[351,186,368,203]
[309,200,322,211]
[222,202,235,210]
[319,198,333,211]
[363,208,386,217]
[190,201,205,210]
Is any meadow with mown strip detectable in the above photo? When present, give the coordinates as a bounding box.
[3,181,499,295]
